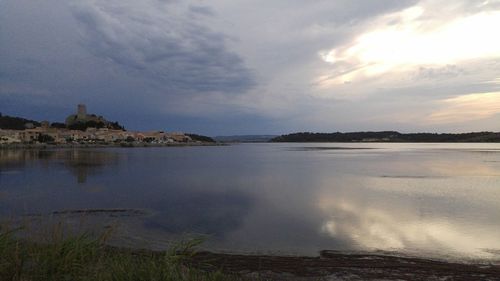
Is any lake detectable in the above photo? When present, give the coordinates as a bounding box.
[1,143,500,262]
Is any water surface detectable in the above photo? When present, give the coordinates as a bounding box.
[1,143,500,261]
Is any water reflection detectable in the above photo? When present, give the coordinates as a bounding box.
[318,196,500,259]
[287,147,376,151]
[0,149,119,183]
[1,144,500,261]
[311,145,500,260]
[61,150,119,183]
[0,149,46,168]
[145,189,252,237]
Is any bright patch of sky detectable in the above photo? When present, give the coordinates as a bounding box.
[318,2,500,88]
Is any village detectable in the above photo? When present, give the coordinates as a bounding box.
[0,105,201,145]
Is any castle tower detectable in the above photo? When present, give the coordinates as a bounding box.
[77,104,87,119]
[41,121,50,129]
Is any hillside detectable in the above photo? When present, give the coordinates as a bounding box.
[270,131,500,142]
[214,135,278,143]
[0,113,41,130]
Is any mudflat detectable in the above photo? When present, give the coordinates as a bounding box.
[187,250,500,280]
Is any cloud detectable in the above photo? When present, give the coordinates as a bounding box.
[428,92,500,124]
[316,0,500,91]
[70,0,255,94]
[2,0,500,134]
[411,65,466,81]
[188,5,215,17]
[0,0,258,132]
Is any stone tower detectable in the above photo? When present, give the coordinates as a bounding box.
[77,104,87,119]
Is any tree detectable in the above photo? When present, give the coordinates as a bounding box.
[37,134,55,143]
[68,121,105,131]
[186,134,215,143]
[109,121,125,130]
[50,122,67,129]
[0,114,41,130]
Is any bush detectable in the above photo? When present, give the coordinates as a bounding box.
[50,122,67,129]
[37,134,55,143]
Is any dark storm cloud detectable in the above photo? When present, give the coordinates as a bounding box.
[0,0,256,132]
[70,0,254,94]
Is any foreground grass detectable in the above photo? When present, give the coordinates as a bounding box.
[0,226,236,281]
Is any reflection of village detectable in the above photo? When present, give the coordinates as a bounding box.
[0,149,118,184]
[0,104,195,145]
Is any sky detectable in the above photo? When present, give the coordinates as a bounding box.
[1,0,500,135]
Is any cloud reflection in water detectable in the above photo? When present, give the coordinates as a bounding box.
[317,177,500,259]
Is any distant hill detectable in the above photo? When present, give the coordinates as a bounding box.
[270,131,500,143]
[214,135,278,143]
[0,113,41,130]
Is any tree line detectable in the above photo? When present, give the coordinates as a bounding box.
[0,113,41,130]
[270,131,500,142]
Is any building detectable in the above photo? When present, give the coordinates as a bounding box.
[65,104,108,127]
[0,130,21,144]
[77,104,87,119]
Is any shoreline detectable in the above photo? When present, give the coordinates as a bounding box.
[0,142,225,150]
[120,247,500,280]
[4,233,500,280]
[3,218,500,280]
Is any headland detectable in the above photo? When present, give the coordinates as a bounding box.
[0,104,216,147]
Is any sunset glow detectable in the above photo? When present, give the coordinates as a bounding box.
[319,4,500,87]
